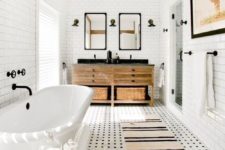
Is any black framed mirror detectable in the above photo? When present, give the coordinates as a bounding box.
[84,13,107,50]
[119,13,141,50]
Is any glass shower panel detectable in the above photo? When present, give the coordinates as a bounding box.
[175,2,183,106]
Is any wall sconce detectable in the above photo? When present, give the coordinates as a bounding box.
[72,19,79,27]
[148,19,156,27]
[110,19,116,27]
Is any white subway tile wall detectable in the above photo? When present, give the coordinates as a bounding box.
[63,0,163,99]
[162,0,225,150]
[0,0,68,107]
[0,0,36,107]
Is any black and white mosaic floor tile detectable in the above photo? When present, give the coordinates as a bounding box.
[83,102,208,150]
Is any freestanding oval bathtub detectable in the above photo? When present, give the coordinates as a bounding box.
[0,85,93,150]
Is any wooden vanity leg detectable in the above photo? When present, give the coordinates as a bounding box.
[111,85,114,107]
[150,85,154,107]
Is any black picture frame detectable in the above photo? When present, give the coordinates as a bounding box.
[119,13,142,50]
[191,0,225,38]
[84,13,107,50]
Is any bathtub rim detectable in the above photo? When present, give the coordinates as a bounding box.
[0,85,93,144]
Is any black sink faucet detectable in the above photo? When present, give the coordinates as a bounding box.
[106,50,112,64]
[12,84,32,96]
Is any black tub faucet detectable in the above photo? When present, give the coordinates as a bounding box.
[12,84,32,96]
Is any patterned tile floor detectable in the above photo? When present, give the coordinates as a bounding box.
[83,102,208,150]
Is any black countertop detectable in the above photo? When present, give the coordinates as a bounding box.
[77,59,154,65]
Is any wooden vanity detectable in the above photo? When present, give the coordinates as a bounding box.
[72,64,154,106]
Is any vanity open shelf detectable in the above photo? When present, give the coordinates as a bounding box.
[72,63,154,106]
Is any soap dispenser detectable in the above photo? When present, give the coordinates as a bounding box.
[115,53,120,64]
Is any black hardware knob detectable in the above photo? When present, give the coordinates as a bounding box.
[131,80,135,83]
[6,70,16,79]
[180,20,187,25]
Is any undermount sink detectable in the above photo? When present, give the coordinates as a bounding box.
[77,59,149,64]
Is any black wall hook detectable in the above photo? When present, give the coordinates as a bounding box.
[163,28,168,32]
[207,51,218,56]
[6,70,16,79]
[180,20,187,25]
[184,51,192,55]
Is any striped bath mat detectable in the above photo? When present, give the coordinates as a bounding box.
[121,115,184,150]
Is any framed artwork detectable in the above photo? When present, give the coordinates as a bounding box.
[191,0,225,38]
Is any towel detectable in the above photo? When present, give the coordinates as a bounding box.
[193,52,207,115]
[194,52,216,115]
[62,68,68,84]
[207,55,216,109]
[158,67,165,88]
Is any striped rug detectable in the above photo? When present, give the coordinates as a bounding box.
[121,115,184,150]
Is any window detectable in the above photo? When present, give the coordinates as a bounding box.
[38,1,59,90]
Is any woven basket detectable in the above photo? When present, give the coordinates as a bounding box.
[116,87,146,100]
[93,87,108,100]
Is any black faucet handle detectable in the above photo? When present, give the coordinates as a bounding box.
[7,70,17,79]
[17,69,26,76]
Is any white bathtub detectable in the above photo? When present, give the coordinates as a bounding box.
[0,85,93,150]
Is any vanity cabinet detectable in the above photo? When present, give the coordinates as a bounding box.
[72,64,154,106]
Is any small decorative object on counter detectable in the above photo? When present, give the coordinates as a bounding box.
[115,53,120,64]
